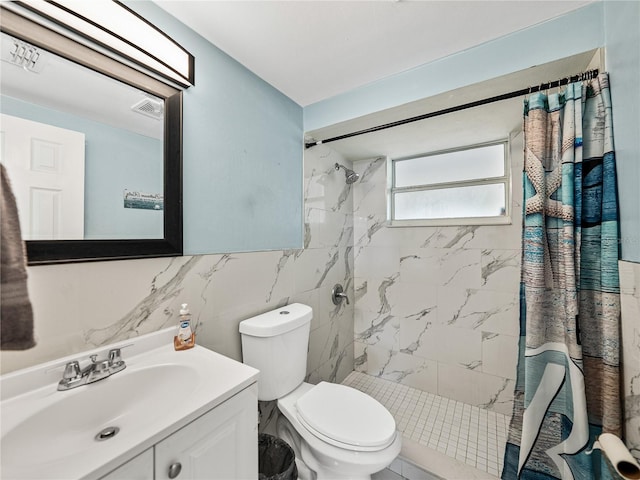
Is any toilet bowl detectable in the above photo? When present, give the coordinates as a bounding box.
[276,382,402,480]
[239,304,401,480]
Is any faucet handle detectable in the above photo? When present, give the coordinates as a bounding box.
[108,348,127,373]
[62,361,81,380]
[108,348,123,366]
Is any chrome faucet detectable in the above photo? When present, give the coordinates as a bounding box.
[58,348,126,391]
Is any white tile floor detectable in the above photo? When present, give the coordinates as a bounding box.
[342,372,509,478]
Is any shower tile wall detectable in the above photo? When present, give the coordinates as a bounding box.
[351,132,524,415]
[1,145,356,387]
[620,260,640,462]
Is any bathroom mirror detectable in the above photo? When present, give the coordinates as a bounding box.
[0,8,183,264]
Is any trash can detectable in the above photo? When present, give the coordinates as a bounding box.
[258,433,298,480]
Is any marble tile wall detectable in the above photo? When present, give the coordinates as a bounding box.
[620,260,640,461]
[351,132,524,416]
[0,145,356,399]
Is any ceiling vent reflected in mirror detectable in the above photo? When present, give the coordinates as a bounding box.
[1,36,47,73]
[131,97,164,120]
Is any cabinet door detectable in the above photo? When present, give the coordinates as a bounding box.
[99,448,153,480]
[155,385,258,480]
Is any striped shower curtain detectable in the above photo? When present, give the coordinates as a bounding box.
[502,73,621,480]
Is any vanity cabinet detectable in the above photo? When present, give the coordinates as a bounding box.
[155,384,258,479]
[100,385,258,480]
[99,450,154,480]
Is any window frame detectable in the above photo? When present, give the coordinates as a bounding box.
[387,139,512,227]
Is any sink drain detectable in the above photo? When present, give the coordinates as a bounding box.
[95,426,120,441]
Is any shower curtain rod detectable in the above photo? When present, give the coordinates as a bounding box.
[305,68,600,149]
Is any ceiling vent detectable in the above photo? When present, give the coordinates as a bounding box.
[131,97,164,120]
[1,36,47,73]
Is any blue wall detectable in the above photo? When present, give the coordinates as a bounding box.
[604,1,640,263]
[126,2,304,255]
[1,95,163,239]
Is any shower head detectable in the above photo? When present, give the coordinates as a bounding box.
[335,163,359,184]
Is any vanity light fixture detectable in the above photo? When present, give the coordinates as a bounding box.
[3,0,194,88]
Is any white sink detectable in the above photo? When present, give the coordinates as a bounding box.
[0,328,259,479]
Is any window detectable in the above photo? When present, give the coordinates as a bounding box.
[388,140,511,226]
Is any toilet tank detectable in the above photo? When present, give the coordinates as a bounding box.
[239,304,312,401]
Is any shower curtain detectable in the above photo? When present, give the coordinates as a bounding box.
[502,73,621,480]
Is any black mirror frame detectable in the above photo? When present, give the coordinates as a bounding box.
[1,7,183,265]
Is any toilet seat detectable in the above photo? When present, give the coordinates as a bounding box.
[295,382,396,452]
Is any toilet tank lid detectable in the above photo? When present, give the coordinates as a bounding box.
[239,304,312,337]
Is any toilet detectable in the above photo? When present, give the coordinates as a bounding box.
[239,303,401,480]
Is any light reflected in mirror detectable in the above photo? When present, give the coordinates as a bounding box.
[0,32,164,241]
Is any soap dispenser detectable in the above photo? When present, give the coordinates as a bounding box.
[174,303,196,351]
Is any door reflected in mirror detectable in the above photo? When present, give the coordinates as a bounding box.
[0,32,164,241]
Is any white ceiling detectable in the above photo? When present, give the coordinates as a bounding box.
[155,0,596,107]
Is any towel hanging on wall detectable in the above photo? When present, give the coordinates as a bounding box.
[1,164,35,350]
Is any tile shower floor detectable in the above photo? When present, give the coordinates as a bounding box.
[342,372,509,478]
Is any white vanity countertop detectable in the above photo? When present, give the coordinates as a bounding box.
[0,327,259,479]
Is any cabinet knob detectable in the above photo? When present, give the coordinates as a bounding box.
[168,462,182,479]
